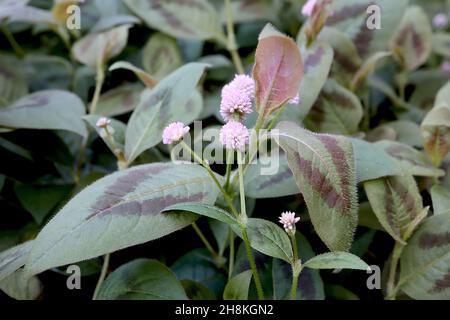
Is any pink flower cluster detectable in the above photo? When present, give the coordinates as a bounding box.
[162,122,190,145]
[279,211,300,232]
[219,121,250,152]
[220,74,255,122]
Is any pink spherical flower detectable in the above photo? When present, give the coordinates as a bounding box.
[442,61,450,74]
[219,121,250,152]
[162,122,190,145]
[433,13,448,29]
[302,0,317,17]
[96,117,111,128]
[279,211,300,232]
[220,74,255,122]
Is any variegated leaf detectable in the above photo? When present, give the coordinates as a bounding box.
[364,174,425,243]
[376,140,445,178]
[390,6,433,71]
[253,24,303,116]
[143,33,183,80]
[220,0,275,24]
[125,63,207,165]
[0,55,28,106]
[421,80,450,166]
[274,121,358,251]
[326,0,408,58]
[72,24,131,68]
[0,90,87,137]
[399,212,450,299]
[244,152,299,199]
[0,1,55,25]
[305,79,363,135]
[123,0,225,42]
[95,83,144,117]
[281,41,333,123]
[0,241,33,282]
[24,163,219,277]
[0,270,42,300]
[109,61,157,88]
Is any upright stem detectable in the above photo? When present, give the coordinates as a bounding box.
[228,228,234,280]
[90,62,105,115]
[92,253,110,300]
[1,24,25,58]
[180,141,239,217]
[289,232,300,300]
[224,0,244,74]
[192,222,221,262]
[386,241,404,300]
[238,152,264,300]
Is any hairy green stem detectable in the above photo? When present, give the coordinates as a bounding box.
[386,241,404,300]
[224,0,244,74]
[92,253,110,300]
[228,229,234,280]
[289,232,300,300]
[90,62,105,115]
[238,152,264,300]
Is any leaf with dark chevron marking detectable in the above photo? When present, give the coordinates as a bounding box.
[364,174,425,243]
[400,212,450,299]
[24,163,219,277]
[390,6,432,71]
[326,0,408,58]
[274,121,358,252]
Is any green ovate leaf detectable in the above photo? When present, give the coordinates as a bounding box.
[431,186,450,216]
[14,184,72,225]
[432,32,450,58]
[232,218,293,263]
[164,202,237,226]
[305,79,363,135]
[390,6,432,71]
[0,90,87,137]
[223,270,252,300]
[281,41,333,123]
[143,33,183,80]
[274,121,358,252]
[72,24,131,68]
[303,252,369,270]
[253,24,303,116]
[364,174,425,243]
[376,140,445,178]
[0,55,28,106]
[351,138,403,183]
[400,212,450,300]
[181,280,216,300]
[123,0,224,42]
[0,270,42,300]
[24,163,219,276]
[421,80,450,166]
[97,259,188,300]
[109,61,157,88]
[124,63,207,165]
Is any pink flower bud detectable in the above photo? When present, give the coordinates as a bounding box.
[96,117,111,128]
[220,74,255,122]
[302,0,317,17]
[279,211,300,232]
[433,13,448,29]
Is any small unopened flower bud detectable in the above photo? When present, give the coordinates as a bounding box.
[433,13,448,29]
[219,121,250,152]
[279,211,300,233]
[162,122,190,145]
[96,117,111,128]
[442,61,450,74]
[288,94,300,105]
[302,0,317,17]
[220,74,255,122]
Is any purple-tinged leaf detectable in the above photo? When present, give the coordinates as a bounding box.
[253,24,303,116]
[400,212,450,299]
[24,163,219,277]
[0,241,33,282]
[364,174,425,243]
[274,121,358,251]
